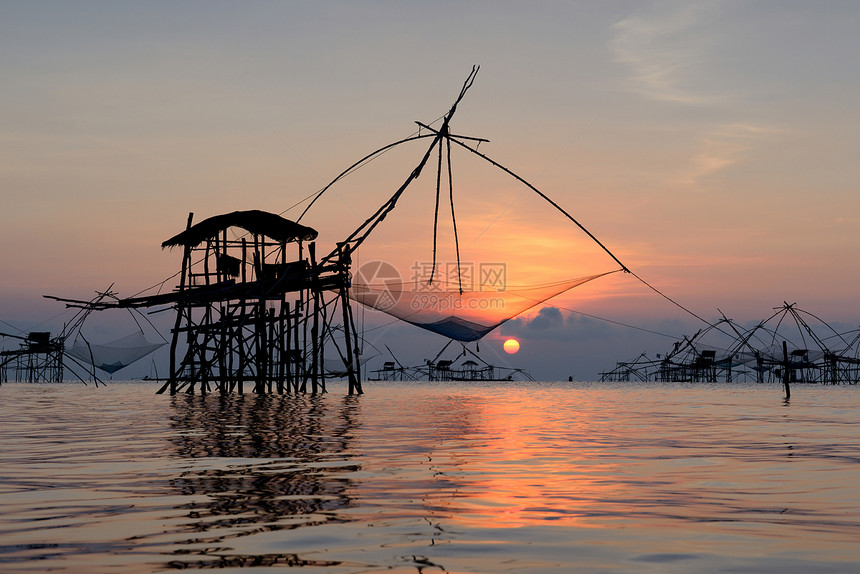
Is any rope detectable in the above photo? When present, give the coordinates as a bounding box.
[625,269,714,329]
[427,128,728,336]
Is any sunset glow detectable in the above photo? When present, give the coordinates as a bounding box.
[2,2,859,381]
[3,5,860,572]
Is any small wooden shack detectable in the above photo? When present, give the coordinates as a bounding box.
[158,210,362,395]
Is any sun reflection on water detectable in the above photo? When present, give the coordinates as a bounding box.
[1,382,860,572]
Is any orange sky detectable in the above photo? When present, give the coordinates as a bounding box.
[2,3,859,378]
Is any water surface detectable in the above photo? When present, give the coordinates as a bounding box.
[1,381,858,572]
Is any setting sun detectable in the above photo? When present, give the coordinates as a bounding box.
[503,338,520,354]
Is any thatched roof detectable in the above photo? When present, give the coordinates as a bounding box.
[162,210,318,249]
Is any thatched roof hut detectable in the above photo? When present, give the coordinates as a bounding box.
[162,210,318,249]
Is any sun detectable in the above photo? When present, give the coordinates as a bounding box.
[503,338,520,354]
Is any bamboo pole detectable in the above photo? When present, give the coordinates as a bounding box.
[159,212,194,395]
[309,243,320,394]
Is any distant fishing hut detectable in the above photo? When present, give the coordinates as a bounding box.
[599,303,860,385]
[0,332,64,383]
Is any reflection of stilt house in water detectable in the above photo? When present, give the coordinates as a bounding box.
[53,210,362,395]
[0,332,64,382]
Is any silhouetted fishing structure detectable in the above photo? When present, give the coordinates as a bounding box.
[298,66,629,380]
[368,341,533,382]
[0,331,64,383]
[47,211,362,395]
[1,288,165,385]
[310,67,625,345]
[599,303,860,385]
[38,67,702,393]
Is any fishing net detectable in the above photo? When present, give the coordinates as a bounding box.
[67,331,165,374]
[351,270,615,341]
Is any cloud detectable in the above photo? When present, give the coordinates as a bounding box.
[525,306,564,330]
[611,4,788,187]
[677,122,782,186]
[502,306,615,342]
[610,3,723,105]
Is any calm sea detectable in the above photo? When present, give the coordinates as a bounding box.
[1,380,858,573]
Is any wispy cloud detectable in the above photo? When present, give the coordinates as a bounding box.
[677,122,781,187]
[611,4,783,185]
[611,3,722,105]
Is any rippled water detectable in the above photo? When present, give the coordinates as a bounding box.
[1,380,859,573]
